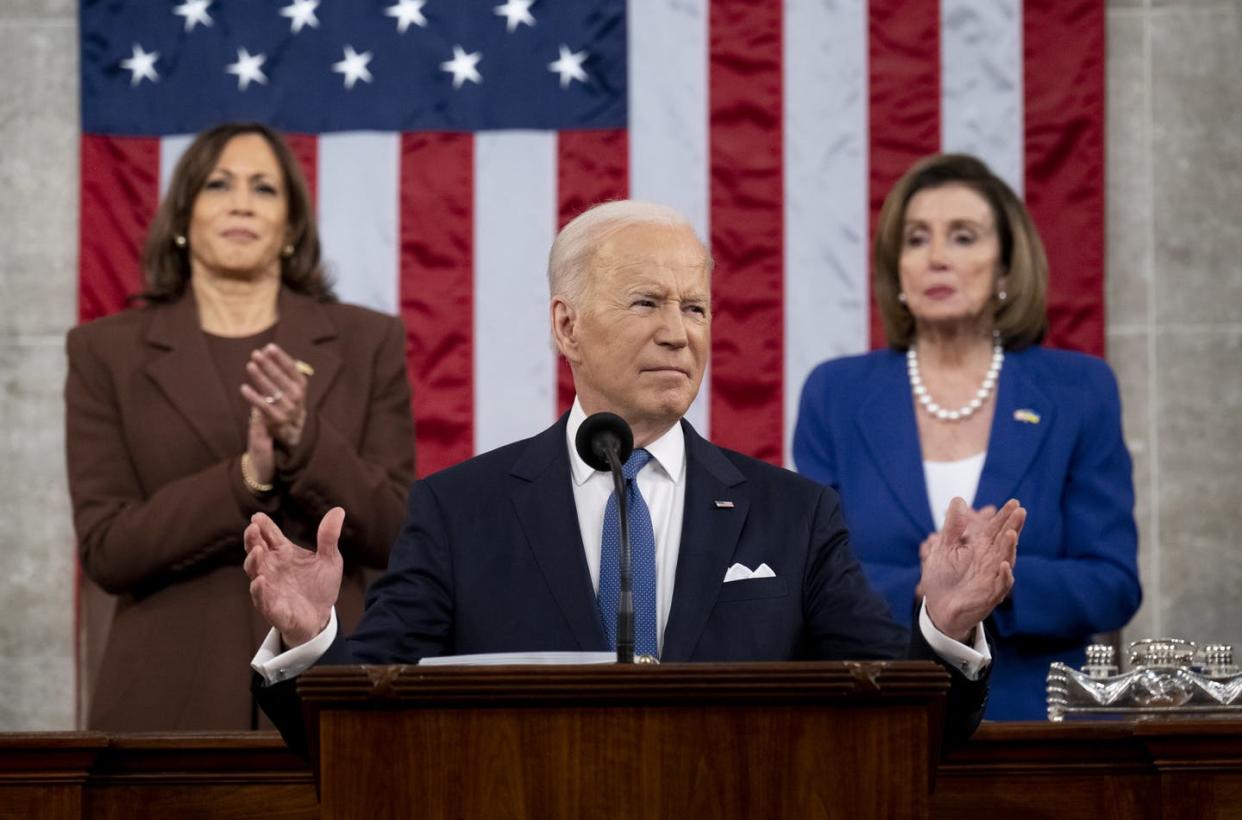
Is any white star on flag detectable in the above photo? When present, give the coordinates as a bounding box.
[279,0,320,34]
[332,46,374,90]
[548,45,588,89]
[494,0,535,33]
[440,45,482,89]
[225,48,268,91]
[171,0,212,32]
[120,43,159,86]
[385,0,428,34]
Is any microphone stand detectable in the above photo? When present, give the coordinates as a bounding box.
[603,446,634,664]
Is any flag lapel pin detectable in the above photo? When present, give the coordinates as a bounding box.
[713,500,735,509]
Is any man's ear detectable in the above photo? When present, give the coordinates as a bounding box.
[551,297,581,364]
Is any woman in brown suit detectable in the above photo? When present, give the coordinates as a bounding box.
[66,122,414,730]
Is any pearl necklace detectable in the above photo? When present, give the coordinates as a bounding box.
[906,333,1004,422]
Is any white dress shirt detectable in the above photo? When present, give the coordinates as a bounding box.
[566,398,685,657]
[253,399,990,683]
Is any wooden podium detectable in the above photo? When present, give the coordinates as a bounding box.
[297,660,949,820]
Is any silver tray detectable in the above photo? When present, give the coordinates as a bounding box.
[1046,638,1242,721]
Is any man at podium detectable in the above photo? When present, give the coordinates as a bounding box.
[244,200,1024,746]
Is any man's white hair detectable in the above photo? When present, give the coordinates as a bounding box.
[547,200,705,304]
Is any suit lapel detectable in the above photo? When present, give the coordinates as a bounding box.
[508,418,609,651]
[853,353,935,534]
[272,289,342,417]
[660,422,749,662]
[975,351,1055,506]
[144,295,240,459]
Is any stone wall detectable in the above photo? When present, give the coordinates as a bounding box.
[1106,0,1242,652]
[0,0,79,730]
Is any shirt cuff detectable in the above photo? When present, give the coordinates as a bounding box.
[917,599,991,681]
[250,608,338,686]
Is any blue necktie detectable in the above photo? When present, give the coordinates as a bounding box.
[597,449,658,657]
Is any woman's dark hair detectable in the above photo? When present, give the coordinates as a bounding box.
[137,122,335,303]
[873,153,1047,350]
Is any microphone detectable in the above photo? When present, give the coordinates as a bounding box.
[574,412,634,472]
[574,412,636,664]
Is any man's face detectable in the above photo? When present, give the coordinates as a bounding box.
[556,222,711,442]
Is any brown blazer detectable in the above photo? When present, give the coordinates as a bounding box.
[65,288,414,730]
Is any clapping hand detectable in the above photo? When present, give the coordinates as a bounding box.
[913,504,996,600]
[241,343,309,448]
[920,498,1024,642]
[243,508,345,647]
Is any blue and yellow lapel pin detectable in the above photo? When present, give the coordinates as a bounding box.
[1013,409,1041,424]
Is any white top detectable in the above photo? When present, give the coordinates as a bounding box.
[924,452,987,531]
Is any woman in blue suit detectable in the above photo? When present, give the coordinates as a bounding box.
[793,154,1141,720]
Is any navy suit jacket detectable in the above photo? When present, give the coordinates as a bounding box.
[260,416,988,749]
[794,346,1142,720]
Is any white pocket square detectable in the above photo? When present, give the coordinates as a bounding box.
[723,562,776,582]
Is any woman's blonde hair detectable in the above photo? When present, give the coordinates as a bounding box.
[873,153,1048,350]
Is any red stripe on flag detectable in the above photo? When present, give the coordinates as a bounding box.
[555,128,630,416]
[399,133,475,476]
[78,135,160,322]
[709,0,784,464]
[74,133,161,725]
[1024,1,1105,356]
[867,0,941,349]
[283,133,318,207]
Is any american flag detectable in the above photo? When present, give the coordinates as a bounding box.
[78,0,1104,475]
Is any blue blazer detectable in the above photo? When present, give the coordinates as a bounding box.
[260,415,990,748]
[793,346,1142,720]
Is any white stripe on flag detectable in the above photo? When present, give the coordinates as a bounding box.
[158,135,194,198]
[628,0,710,437]
[318,133,400,314]
[783,0,869,466]
[941,0,1024,193]
[474,131,558,454]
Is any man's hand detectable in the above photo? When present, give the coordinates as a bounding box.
[913,533,936,601]
[921,497,1024,642]
[243,508,345,647]
[914,505,996,600]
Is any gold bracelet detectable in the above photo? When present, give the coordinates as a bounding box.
[240,453,274,495]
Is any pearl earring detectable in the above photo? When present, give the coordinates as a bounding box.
[174,234,187,248]
[897,292,907,304]
[281,243,295,258]
[998,290,1008,302]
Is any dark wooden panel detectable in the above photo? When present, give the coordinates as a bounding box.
[320,703,931,820]
[0,733,105,820]
[86,784,316,820]
[933,771,1158,820]
[0,786,82,820]
[2,712,1241,819]
[304,663,949,820]
[86,733,316,820]
[931,720,1242,820]
[0,732,315,820]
